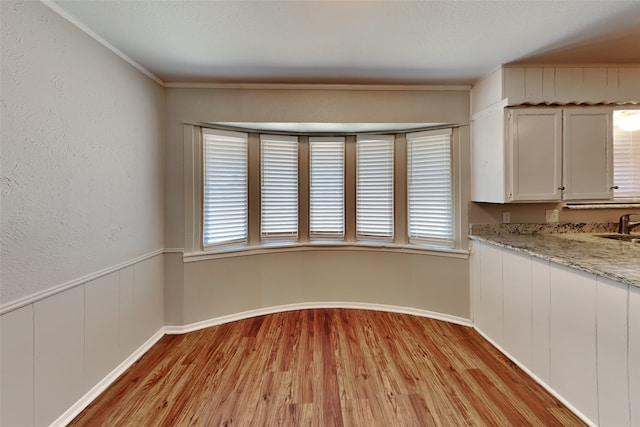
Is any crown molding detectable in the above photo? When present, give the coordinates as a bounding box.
[40,0,164,86]
[163,82,471,91]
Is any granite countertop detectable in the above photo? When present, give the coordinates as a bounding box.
[469,223,640,288]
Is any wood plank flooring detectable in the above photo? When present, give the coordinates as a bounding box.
[70,309,585,426]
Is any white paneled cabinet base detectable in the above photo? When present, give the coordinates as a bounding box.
[471,240,636,427]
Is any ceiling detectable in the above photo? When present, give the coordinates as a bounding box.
[50,0,640,86]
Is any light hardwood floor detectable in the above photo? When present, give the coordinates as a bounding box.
[70,309,585,426]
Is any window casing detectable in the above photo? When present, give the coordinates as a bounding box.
[202,129,248,248]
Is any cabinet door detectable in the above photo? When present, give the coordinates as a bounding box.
[563,108,613,200]
[507,108,563,201]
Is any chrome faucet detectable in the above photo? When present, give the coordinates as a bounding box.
[618,213,640,234]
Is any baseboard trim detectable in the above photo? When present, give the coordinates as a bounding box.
[164,302,472,334]
[49,328,166,427]
[472,326,597,427]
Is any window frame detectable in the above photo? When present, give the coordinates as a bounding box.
[407,128,455,248]
[355,134,395,242]
[309,136,346,241]
[201,128,249,250]
[260,134,300,242]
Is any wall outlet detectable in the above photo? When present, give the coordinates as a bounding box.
[502,211,511,224]
[546,209,559,223]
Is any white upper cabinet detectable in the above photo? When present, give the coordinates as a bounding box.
[470,64,633,203]
[562,108,613,200]
[471,106,613,203]
[507,108,563,201]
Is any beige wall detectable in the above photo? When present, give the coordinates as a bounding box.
[165,87,472,324]
[182,249,469,325]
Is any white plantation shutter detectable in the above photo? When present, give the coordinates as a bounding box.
[407,129,454,247]
[309,137,345,239]
[613,123,640,199]
[261,135,299,241]
[356,135,394,241]
[202,128,248,247]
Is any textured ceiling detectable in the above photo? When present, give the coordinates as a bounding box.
[50,0,640,85]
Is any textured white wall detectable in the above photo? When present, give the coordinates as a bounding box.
[0,1,165,304]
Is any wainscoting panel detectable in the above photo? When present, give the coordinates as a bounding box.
[118,265,138,359]
[0,251,165,427]
[132,255,164,345]
[85,272,121,389]
[34,286,86,427]
[0,304,34,427]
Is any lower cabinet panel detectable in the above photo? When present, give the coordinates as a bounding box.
[502,250,532,367]
[472,241,635,427]
[549,266,598,423]
[596,277,630,427]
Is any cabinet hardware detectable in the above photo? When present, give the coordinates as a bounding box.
[558,186,565,190]
[610,185,619,189]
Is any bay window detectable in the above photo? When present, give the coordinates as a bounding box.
[199,126,458,252]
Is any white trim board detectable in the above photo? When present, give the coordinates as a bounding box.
[0,249,165,315]
[164,302,473,334]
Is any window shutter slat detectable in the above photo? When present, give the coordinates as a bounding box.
[202,129,248,247]
[407,129,454,247]
[310,137,345,239]
[261,135,299,241]
[356,135,394,240]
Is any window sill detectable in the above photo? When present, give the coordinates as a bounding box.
[184,241,469,263]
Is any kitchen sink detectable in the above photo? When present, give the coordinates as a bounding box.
[596,234,640,243]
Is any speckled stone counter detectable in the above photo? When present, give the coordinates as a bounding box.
[469,223,640,288]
